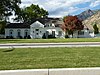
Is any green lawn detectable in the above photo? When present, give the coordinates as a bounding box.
[0,47,100,70]
[0,38,100,43]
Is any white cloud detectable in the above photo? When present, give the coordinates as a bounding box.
[20,0,39,8]
[90,0,100,7]
[49,6,79,17]
[20,0,99,17]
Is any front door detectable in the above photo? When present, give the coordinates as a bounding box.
[25,32,28,37]
[18,32,20,37]
[35,29,39,38]
[52,31,55,37]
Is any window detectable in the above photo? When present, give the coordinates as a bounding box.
[52,31,55,37]
[78,31,84,35]
[58,31,62,36]
[36,33,38,35]
[10,32,12,34]
[9,30,13,36]
[89,31,93,34]
[25,32,28,37]
[18,32,20,37]
[36,29,39,31]
[17,29,21,37]
[46,31,49,35]
[25,30,28,37]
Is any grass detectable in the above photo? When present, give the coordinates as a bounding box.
[0,38,100,43]
[0,47,100,70]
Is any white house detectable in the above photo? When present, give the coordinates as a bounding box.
[5,23,30,39]
[5,18,65,39]
[5,18,94,39]
[30,21,65,39]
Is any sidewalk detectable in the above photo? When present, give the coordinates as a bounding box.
[0,68,100,75]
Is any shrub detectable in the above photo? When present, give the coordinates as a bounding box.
[42,33,46,39]
[27,35,31,39]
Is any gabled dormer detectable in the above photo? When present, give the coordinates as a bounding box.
[30,21,44,28]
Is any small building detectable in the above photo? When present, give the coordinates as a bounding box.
[5,23,30,39]
[70,24,94,38]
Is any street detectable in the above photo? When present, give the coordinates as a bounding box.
[0,42,100,48]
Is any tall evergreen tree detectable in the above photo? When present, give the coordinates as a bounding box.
[93,23,99,34]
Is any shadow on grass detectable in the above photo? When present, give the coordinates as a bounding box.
[3,47,15,52]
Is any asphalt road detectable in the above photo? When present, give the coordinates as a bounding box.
[0,42,100,48]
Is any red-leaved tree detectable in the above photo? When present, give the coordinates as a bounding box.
[63,16,84,37]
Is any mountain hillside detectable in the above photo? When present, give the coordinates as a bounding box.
[83,11,100,31]
[77,9,94,20]
[93,9,100,13]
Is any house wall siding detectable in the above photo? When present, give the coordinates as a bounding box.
[78,30,94,38]
[30,27,65,39]
[5,28,30,38]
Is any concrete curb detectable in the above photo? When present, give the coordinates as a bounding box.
[49,68,100,75]
[0,69,48,75]
[0,68,100,75]
[0,45,100,49]
[1,42,100,45]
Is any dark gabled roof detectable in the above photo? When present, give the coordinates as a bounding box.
[5,17,63,28]
[30,17,62,24]
[5,23,30,28]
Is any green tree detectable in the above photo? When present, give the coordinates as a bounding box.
[15,4,48,22]
[0,21,6,34]
[0,0,21,34]
[0,0,21,21]
[93,23,99,34]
